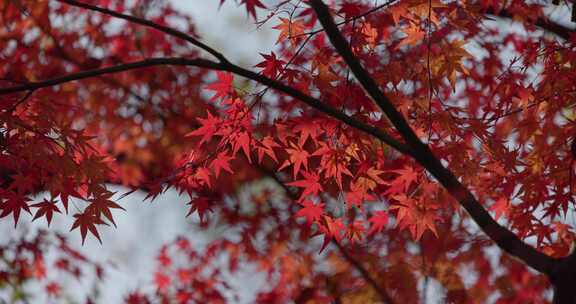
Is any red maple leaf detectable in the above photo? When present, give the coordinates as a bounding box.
[186,196,213,223]
[368,211,389,235]
[230,131,252,163]
[70,212,108,245]
[205,71,234,102]
[490,197,510,221]
[317,216,345,253]
[85,191,125,227]
[279,141,309,178]
[255,52,285,78]
[296,200,324,224]
[186,111,221,145]
[31,199,61,226]
[211,151,234,178]
[346,220,365,243]
[286,171,323,200]
[273,17,306,46]
[0,190,31,227]
[256,136,279,163]
[240,0,266,20]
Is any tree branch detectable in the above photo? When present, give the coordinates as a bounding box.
[260,166,395,304]
[0,56,412,155]
[56,0,229,63]
[484,7,575,41]
[308,0,556,275]
[46,0,412,154]
[332,241,395,304]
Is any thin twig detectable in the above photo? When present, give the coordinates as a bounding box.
[56,0,229,63]
[308,0,556,275]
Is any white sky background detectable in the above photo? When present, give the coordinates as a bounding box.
[173,0,276,65]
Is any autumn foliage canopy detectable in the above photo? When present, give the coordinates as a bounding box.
[1,0,576,302]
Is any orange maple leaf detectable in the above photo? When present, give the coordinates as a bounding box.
[397,24,425,48]
[273,17,306,47]
[279,141,310,178]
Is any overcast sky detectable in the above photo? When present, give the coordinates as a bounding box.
[171,0,276,65]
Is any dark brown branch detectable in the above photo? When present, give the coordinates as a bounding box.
[56,0,229,63]
[484,7,575,41]
[292,0,399,39]
[0,58,193,94]
[0,57,412,155]
[333,241,395,304]
[309,0,556,275]
[216,63,412,155]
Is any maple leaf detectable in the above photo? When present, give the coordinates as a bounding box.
[211,151,234,178]
[390,194,440,240]
[205,72,234,102]
[346,220,365,243]
[368,211,389,235]
[186,111,220,145]
[186,196,213,223]
[314,143,353,190]
[389,2,410,24]
[361,22,378,49]
[50,178,84,214]
[240,0,266,20]
[296,200,324,224]
[345,190,375,209]
[351,166,386,194]
[85,191,125,227]
[386,166,419,195]
[255,52,285,78]
[273,17,306,47]
[278,141,309,178]
[230,131,252,163]
[490,197,510,221]
[407,0,446,25]
[339,2,365,18]
[31,199,61,226]
[317,216,345,253]
[293,118,323,146]
[0,191,31,227]
[397,24,425,48]
[70,212,108,245]
[194,167,212,188]
[256,136,279,163]
[286,171,323,200]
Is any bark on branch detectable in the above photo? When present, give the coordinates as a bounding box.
[0,56,411,155]
[56,0,229,63]
[308,0,556,275]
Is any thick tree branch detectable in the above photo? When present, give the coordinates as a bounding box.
[44,0,411,155]
[309,0,556,275]
[56,0,229,63]
[0,57,412,155]
[0,58,193,94]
